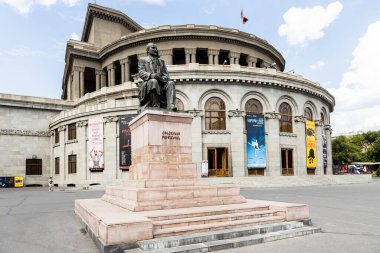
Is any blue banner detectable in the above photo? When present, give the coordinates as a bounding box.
[246,114,267,168]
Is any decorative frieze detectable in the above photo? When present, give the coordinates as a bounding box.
[58,126,66,132]
[208,49,220,55]
[202,130,231,134]
[159,49,173,56]
[228,109,244,117]
[264,112,280,119]
[104,116,119,124]
[294,115,306,123]
[76,120,88,128]
[0,128,50,137]
[185,48,196,54]
[187,109,203,118]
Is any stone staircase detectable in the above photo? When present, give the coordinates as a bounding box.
[124,221,321,253]
[146,204,285,238]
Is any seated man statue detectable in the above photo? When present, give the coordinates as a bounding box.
[138,42,177,111]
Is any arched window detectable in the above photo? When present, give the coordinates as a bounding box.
[279,102,292,132]
[304,107,313,121]
[320,112,325,125]
[176,98,184,111]
[245,99,263,114]
[205,97,226,130]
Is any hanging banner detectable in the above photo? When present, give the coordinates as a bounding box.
[322,128,327,169]
[306,120,317,168]
[246,114,267,168]
[88,117,104,171]
[119,115,136,170]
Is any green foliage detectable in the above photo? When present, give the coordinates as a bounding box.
[376,167,380,177]
[332,130,380,165]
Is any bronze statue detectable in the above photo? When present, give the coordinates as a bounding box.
[138,42,177,112]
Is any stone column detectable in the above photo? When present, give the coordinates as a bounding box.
[185,48,196,64]
[73,66,84,99]
[188,110,204,175]
[100,70,106,88]
[294,116,307,176]
[76,120,88,182]
[229,52,240,65]
[95,69,102,90]
[80,69,85,97]
[104,116,119,181]
[325,125,333,175]
[67,74,73,100]
[159,49,173,65]
[264,112,281,176]
[247,56,257,67]
[208,49,219,65]
[106,64,115,87]
[120,58,131,83]
[228,110,245,177]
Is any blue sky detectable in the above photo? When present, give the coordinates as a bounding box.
[0,0,379,135]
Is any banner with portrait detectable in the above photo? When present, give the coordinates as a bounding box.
[119,115,136,170]
[306,120,317,168]
[88,117,104,171]
[246,114,267,168]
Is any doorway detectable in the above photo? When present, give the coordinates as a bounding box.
[281,149,294,176]
[207,148,229,177]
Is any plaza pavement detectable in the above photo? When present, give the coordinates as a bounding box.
[1,179,379,253]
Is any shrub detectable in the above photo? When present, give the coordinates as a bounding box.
[376,167,380,177]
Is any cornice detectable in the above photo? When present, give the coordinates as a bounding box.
[228,109,245,117]
[187,109,203,118]
[264,112,281,119]
[294,115,306,123]
[0,128,50,137]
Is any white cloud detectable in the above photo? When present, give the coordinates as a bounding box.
[329,21,380,135]
[70,32,80,40]
[142,0,165,5]
[1,0,78,15]
[310,60,325,70]
[278,1,343,46]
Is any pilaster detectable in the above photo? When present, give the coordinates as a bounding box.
[95,69,103,90]
[208,49,219,65]
[120,58,131,83]
[228,110,245,177]
[315,120,324,175]
[188,109,204,174]
[324,125,333,175]
[294,116,307,176]
[264,112,281,176]
[248,56,257,67]
[73,66,84,99]
[229,52,240,65]
[104,116,119,180]
[76,120,88,181]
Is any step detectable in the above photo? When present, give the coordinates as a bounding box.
[154,215,286,237]
[124,223,321,253]
[153,210,279,230]
[141,221,303,250]
[146,205,270,221]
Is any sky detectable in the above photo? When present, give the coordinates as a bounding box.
[0,0,379,136]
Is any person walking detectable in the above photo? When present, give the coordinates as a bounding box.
[48,177,54,191]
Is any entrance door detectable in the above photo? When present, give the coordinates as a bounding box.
[281,149,294,176]
[207,148,229,177]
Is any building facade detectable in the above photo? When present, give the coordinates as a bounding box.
[0,4,335,187]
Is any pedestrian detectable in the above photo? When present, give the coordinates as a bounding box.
[48,177,54,191]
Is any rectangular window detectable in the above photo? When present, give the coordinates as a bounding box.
[26,159,42,175]
[281,149,294,176]
[68,123,76,140]
[205,111,226,130]
[280,115,293,133]
[54,128,59,144]
[55,157,60,175]
[68,155,77,174]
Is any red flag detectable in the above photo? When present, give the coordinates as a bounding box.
[241,9,248,24]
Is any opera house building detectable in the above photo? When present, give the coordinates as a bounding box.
[0,4,335,187]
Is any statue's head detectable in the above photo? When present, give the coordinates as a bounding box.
[146,42,158,57]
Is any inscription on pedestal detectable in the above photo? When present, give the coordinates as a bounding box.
[162,131,180,145]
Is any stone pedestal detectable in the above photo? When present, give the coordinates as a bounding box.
[75,110,311,253]
[101,110,246,211]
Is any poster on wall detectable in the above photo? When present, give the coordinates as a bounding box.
[306,120,317,168]
[88,117,104,171]
[246,114,267,168]
[119,115,136,170]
